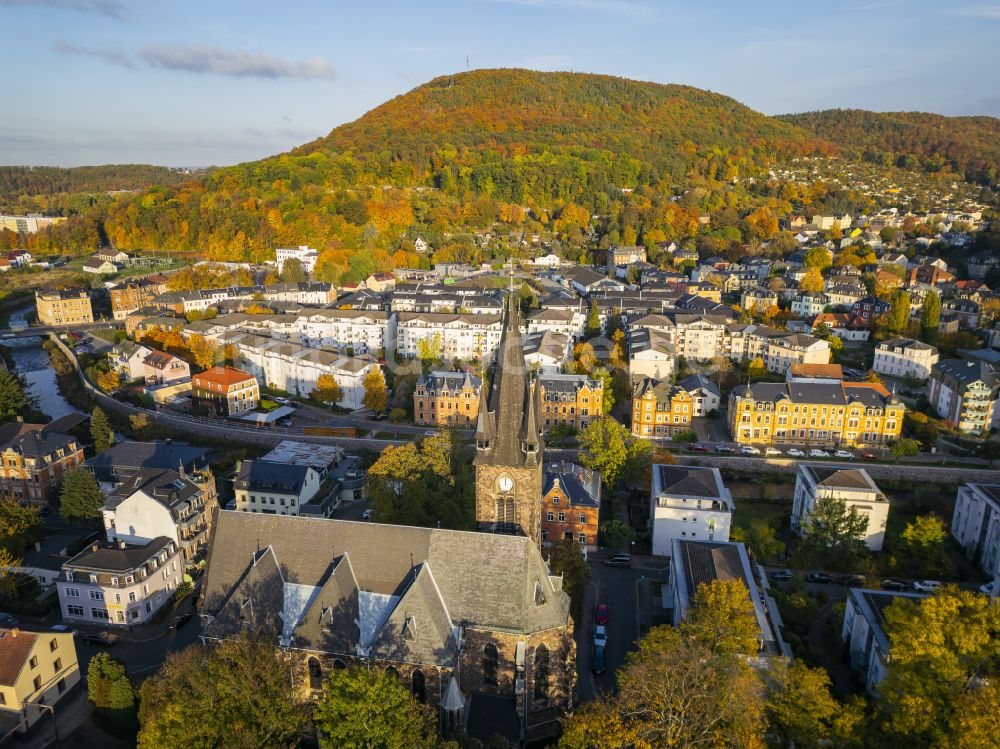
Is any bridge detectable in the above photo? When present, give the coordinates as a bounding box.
[2,321,124,340]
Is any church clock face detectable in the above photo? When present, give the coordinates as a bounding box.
[498,475,514,492]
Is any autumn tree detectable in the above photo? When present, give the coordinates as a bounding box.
[186,334,218,371]
[799,267,824,293]
[767,661,865,748]
[96,368,121,392]
[279,257,306,283]
[731,520,783,564]
[578,416,652,489]
[682,578,759,657]
[747,356,768,378]
[91,406,115,454]
[711,353,733,390]
[311,373,343,407]
[571,342,596,375]
[897,514,950,577]
[362,367,388,413]
[803,246,832,270]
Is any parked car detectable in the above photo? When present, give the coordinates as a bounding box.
[594,624,608,649]
[786,449,805,457]
[603,554,632,569]
[273,396,290,405]
[881,579,907,591]
[765,447,782,456]
[595,604,608,625]
[361,508,374,520]
[912,580,942,593]
[278,419,293,427]
[423,430,440,437]
[50,624,78,637]
[770,569,793,582]
[861,452,877,460]
[837,574,866,587]
[834,450,854,459]
[806,573,833,584]
[82,631,119,646]
[687,443,709,452]
[168,612,193,631]
[0,613,20,628]
[978,580,995,596]
[739,445,760,455]
[808,449,829,458]
[715,444,735,453]
[592,645,606,675]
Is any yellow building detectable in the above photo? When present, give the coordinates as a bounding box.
[631,377,694,439]
[34,289,93,326]
[413,370,482,428]
[728,381,904,448]
[537,374,604,432]
[0,628,80,736]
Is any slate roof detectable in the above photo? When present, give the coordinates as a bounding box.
[732,381,896,408]
[103,468,203,512]
[542,462,600,508]
[200,512,570,645]
[931,359,1000,389]
[235,460,312,496]
[653,465,726,501]
[87,440,208,480]
[0,430,78,459]
[65,537,173,573]
[803,465,882,494]
[677,374,720,397]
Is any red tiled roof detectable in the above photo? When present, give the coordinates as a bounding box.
[0,629,38,685]
[192,366,255,389]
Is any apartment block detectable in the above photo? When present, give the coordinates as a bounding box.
[651,465,733,555]
[873,337,940,380]
[537,374,603,433]
[34,289,93,326]
[191,366,259,416]
[792,465,889,551]
[631,378,693,439]
[413,371,482,428]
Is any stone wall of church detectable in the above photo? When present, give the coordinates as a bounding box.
[474,462,544,547]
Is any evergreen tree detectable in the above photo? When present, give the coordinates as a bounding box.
[584,301,601,339]
[0,369,31,422]
[795,496,869,570]
[90,406,115,454]
[59,468,105,523]
[887,290,911,333]
[920,289,940,338]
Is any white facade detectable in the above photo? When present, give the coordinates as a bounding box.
[275,245,319,273]
[792,465,889,551]
[764,335,832,375]
[527,308,584,339]
[950,483,1000,579]
[873,338,939,380]
[234,463,322,516]
[649,465,733,556]
[395,312,503,362]
[791,293,828,318]
[294,310,396,355]
[842,589,925,694]
[109,343,153,382]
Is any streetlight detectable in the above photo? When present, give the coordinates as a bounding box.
[24,702,58,744]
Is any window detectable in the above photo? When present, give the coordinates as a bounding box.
[29,656,38,669]
[67,605,84,617]
[64,587,79,598]
[579,514,587,524]
[308,657,323,690]
[579,533,587,543]
[89,590,104,601]
[57,678,66,695]
[53,658,62,672]
[125,576,134,585]
[546,512,554,521]
[66,571,73,582]
[129,592,136,603]
[49,638,58,652]
[91,608,109,620]
[33,676,42,691]
[558,512,565,522]
[483,643,499,686]
[411,669,426,703]
[145,601,152,613]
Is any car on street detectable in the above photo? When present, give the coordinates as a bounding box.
[168,612,193,631]
[912,580,942,593]
[273,397,290,405]
[740,445,760,455]
[861,452,877,460]
[595,604,608,625]
[786,449,804,457]
[603,554,632,568]
[687,443,709,452]
[423,430,440,437]
[361,508,374,520]
[808,449,829,458]
[978,580,995,596]
[82,631,119,646]
[51,624,79,637]
[834,450,854,459]
[806,572,833,584]
[278,419,293,427]
[592,645,606,675]
[765,447,782,456]
[715,444,735,453]
[346,470,365,479]
[881,579,908,591]
[770,569,793,582]
[836,574,866,587]
[594,624,608,649]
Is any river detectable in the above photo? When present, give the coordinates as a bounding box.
[5,306,79,421]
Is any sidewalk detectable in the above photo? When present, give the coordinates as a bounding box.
[14,688,92,749]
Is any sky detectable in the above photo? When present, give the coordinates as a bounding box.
[2,0,999,167]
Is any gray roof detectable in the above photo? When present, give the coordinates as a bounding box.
[65,537,173,573]
[802,465,882,493]
[878,337,936,352]
[0,429,78,459]
[932,359,1000,389]
[677,374,720,397]
[653,465,725,499]
[235,460,312,495]
[542,462,601,508]
[103,468,203,512]
[87,440,208,480]
[732,381,897,409]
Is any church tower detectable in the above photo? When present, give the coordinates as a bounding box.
[474,290,544,547]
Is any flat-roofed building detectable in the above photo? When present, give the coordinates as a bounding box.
[651,465,733,555]
[841,589,926,694]
[792,465,889,551]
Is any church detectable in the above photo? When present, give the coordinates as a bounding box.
[198,290,576,744]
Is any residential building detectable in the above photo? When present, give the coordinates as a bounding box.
[651,465,733,555]
[537,374,603,433]
[628,326,675,382]
[57,538,183,629]
[275,245,319,274]
[950,483,1000,579]
[791,292,829,318]
[288,309,393,355]
[631,378,694,439]
[364,272,396,292]
[671,539,787,657]
[201,511,575,743]
[728,381,905,448]
[792,465,889,551]
[142,350,190,385]
[852,296,891,321]
[395,312,503,362]
[873,338,940,380]
[0,214,66,234]
[740,287,778,312]
[943,298,980,329]
[233,460,323,517]
[606,245,646,271]
[108,341,153,382]
[764,333,831,375]
[81,257,119,275]
[523,330,570,374]
[100,467,218,568]
[413,371,482,428]
[541,462,601,550]
[191,366,259,416]
[0,628,80,736]
[34,289,93,326]
[0,425,85,505]
[811,312,870,342]
[87,440,209,483]
[842,589,926,694]
[787,363,843,383]
[677,374,721,416]
[526,307,584,339]
[927,359,1000,434]
[109,277,169,320]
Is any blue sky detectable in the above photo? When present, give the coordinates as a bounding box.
[2,0,999,167]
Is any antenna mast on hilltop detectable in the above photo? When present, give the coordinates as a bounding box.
[466,54,470,71]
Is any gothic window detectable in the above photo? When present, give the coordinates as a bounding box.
[533,645,549,702]
[496,497,516,533]
[483,643,499,686]
[412,669,426,703]
[307,657,322,691]
[333,659,346,670]
[386,666,400,680]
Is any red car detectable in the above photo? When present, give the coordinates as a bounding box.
[861,452,877,460]
[595,604,608,625]
[687,443,709,452]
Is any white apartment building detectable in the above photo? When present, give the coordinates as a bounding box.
[395,312,503,362]
[109,341,153,382]
[523,329,571,374]
[792,465,889,551]
[628,327,676,381]
[216,331,375,409]
[57,538,183,629]
[526,307,585,339]
[764,334,832,375]
[950,483,1000,580]
[275,245,319,274]
[791,293,829,318]
[294,309,396,355]
[650,465,733,556]
[927,359,1000,435]
[233,460,322,516]
[873,337,940,380]
[842,589,926,694]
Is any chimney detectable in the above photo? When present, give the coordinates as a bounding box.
[16,416,23,423]
[91,543,99,552]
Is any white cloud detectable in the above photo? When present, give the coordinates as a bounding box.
[140,44,336,79]
[0,0,126,18]
[53,41,136,68]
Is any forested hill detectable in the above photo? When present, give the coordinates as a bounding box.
[0,165,201,205]
[778,109,1000,186]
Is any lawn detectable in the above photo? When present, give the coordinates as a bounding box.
[732,500,788,533]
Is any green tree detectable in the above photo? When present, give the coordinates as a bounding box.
[803,246,832,270]
[362,367,388,413]
[599,518,635,553]
[920,289,940,339]
[90,406,115,454]
[0,497,42,555]
[584,301,601,339]
[590,366,614,414]
[279,257,306,283]
[578,416,651,489]
[795,495,869,570]
[0,369,31,422]
[681,578,759,658]
[890,437,920,461]
[898,514,950,578]
[887,290,911,333]
[767,661,865,748]
[415,334,442,368]
[877,588,1000,745]
[311,373,343,407]
[544,422,577,447]
[976,440,1000,466]
[671,428,698,444]
[546,538,591,615]
[88,652,137,711]
[138,636,308,749]
[731,520,784,564]
[314,667,437,749]
[59,468,105,523]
